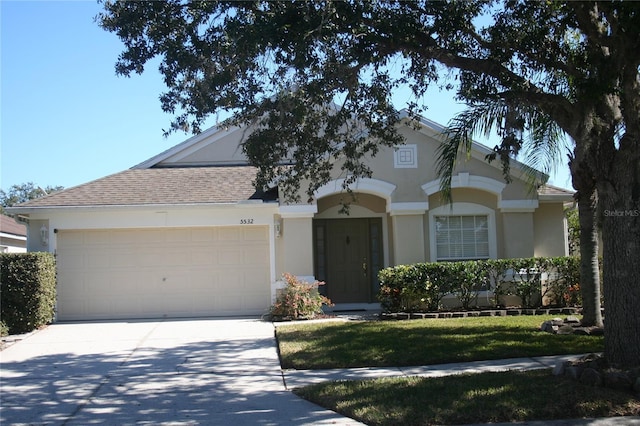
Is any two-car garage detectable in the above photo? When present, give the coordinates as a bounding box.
[55,226,271,321]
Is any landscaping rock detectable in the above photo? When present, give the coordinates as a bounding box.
[540,321,558,333]
[557,354,640,395]
[565,315,581,323]
[552,361,566,376]
[537,317,606,336]
[557,324,575,335]
[565,365,583,380]
[603,371,633,391]
[579,368,603,387]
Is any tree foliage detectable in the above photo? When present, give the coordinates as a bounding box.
[98,1,640,367]
[0,183,63,215]
[565,207,580,256]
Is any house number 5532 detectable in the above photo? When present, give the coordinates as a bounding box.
[240,219,254,224]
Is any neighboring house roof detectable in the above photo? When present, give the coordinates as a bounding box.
[538,183,575,202]
[0,214,27,237]
[12,166,275,209]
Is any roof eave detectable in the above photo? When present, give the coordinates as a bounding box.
[6,200,279,215]
[538,194,575,203]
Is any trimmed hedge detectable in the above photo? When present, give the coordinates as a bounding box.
[1,253,56,334]
[378,257,589,313]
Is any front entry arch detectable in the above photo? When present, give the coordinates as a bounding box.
[313,218,383,303]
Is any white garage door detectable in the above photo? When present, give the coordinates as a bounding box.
[56,227,271,321]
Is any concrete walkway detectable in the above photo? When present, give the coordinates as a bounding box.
[282,354,585,389]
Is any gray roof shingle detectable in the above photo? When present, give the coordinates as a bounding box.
[15,167,266,208]
[538,184,575,199]
[1,214,27,236]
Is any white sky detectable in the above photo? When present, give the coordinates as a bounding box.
[1,1,573,192]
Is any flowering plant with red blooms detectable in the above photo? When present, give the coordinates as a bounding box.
[269,273,333,320]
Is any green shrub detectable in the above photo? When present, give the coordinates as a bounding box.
[378,263,453,312]
[269,273,333,320]
[543,256,581,307]
[0,253,56,334]
[449,261,489,310]
[508,257,545,308]
[483,258,515,306]
[0,320,8,337]
[377,256,600,313]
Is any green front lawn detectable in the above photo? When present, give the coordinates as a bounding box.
[276,316,603,369]
[294,370,640,426]
[278,317,637,425]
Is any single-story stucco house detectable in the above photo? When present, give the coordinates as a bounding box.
[0,214,27,253]
[9,112,574,321]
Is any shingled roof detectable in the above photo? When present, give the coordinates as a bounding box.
[538,183,575,201]
[0,214,27,236]
[14,166,271,208]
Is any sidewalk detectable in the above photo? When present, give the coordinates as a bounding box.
[282,354,581,389]
[282,355,640,426]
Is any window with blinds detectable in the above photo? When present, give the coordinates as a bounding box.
[435,215,489,261]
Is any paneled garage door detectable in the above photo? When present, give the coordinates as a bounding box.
[56,227,270,321]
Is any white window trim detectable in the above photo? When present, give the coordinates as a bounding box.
[429,202,497,262]
[394,144,418,168]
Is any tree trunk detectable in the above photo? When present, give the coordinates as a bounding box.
[576,190,603,327]
[570,157,603,328]
[598,151,640,369]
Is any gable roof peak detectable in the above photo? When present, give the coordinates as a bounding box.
[132,124,243,170]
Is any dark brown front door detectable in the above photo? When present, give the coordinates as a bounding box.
[313,218,382,303]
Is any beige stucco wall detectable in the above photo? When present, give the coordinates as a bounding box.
[501,212,535,258]
[157,126,252,167]
[316,193,386,215]
[26,219,51,252]
[533,203,569,257]
[428,188,498,211]
[278,216,314,277]
[390,214,425,264]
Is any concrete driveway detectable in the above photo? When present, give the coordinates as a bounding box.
[0,318,362,425]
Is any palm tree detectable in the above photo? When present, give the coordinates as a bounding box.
[432,100,603,327]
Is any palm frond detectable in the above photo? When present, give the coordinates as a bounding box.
[437,100,567,203]
[436,101,507,202]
